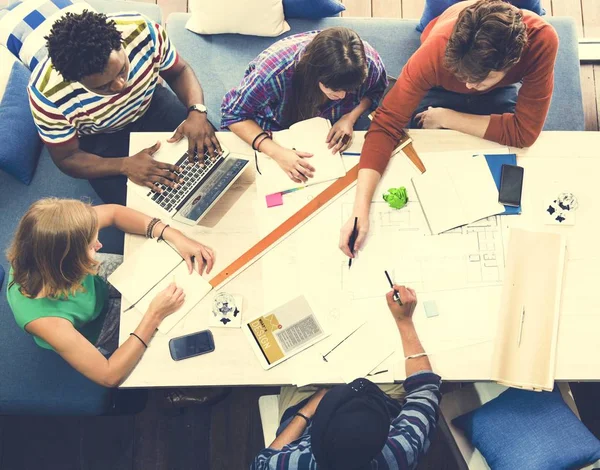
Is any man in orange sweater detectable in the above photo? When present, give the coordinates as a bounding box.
[340,0,558,255]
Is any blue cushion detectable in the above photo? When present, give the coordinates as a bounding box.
[416,0,545,32]
[283,0,345,19]
[0,46,41,185]
[453,388,600,470]
[0,0,95,71]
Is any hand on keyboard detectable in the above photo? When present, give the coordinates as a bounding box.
[124,141,182,192]
[168,112,222,162]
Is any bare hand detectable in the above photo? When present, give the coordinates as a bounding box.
[386,285,417,322]
[168,112,222,162]
[148,283,185,320]
[299,389,328,418]
[339,211,370,257]
[414,106,448,129]
[274,148,315,183]
[326,114,354,154]
[124,141,182,193]
[171,232,215,275]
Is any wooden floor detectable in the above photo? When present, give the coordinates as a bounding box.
[1,1,598,469]
[0,386,460,470]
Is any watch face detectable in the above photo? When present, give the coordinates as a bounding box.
[192,104,207,113]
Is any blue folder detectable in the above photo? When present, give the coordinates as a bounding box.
[481,153,521,215]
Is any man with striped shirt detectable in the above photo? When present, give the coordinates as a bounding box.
[251,286,441,470]
[29,10,221,205]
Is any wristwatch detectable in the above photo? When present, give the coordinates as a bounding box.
[188,103,208,114]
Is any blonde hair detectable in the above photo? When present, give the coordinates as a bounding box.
[7,198,99,299]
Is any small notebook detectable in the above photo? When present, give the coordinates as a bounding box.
[411,153,505,234]
[244,295,329,370]
[482,153,521,215]
[255,117,347,196]
[108,239,213,334]
[491,229,566,391]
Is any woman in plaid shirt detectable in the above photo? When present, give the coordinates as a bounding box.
[221,28,387,184]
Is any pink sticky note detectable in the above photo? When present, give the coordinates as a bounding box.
[266,193,283,208]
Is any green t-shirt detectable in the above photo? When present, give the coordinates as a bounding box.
[6,269,109,350]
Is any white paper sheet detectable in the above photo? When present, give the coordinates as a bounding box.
[108,238,212,333]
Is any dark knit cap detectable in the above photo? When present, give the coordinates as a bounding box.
[310,378,390,470]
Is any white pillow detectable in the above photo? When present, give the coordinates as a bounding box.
[186,0,290,37]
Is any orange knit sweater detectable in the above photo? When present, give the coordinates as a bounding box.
[360,2,558,174]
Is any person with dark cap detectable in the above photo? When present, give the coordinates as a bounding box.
[251,286,442,470]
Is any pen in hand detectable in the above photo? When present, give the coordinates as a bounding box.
[385,270,402,305]
[348,217,358,268]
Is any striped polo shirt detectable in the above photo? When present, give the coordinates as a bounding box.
[28,12,178,145]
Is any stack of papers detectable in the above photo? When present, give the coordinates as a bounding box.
[412,153,505,234]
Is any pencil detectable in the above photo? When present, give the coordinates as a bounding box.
[348,217,358,268]
[517,307,525,346]
[342,152,361,156]
[385,270,402,305]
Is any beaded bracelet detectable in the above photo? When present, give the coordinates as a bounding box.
[146,217,161,239]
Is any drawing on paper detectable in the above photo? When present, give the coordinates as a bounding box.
[340,202,506,300]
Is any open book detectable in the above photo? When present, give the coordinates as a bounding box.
[255,117,347,196]
[491,229,567,391]
[108,239,213,334]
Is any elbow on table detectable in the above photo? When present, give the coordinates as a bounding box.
[507,128,540,149]
[99,373,125,388]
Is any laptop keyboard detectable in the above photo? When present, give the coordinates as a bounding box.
[147,150,225,213]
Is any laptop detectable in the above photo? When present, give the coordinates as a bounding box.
[127,138,249,226]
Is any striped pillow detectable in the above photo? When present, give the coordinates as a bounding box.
[0,0,95,71]
[0,45,42,184]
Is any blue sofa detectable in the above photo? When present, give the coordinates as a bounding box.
[0,1,584,415]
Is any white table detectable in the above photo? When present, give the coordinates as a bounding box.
[119,130,600,387]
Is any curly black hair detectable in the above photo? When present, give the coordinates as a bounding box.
[45,10,123,82]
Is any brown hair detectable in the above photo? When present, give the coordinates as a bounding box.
[7,198,99,299]
[444,0,528,83]
[283,27,368,125]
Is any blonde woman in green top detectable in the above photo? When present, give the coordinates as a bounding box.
[6,198,215,388]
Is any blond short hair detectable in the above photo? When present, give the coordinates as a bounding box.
[7,198,99,299]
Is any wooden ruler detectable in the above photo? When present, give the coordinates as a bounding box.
[209,138,425,289]
[209,164,359,288]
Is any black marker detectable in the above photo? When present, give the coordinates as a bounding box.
[385,270,402,305]
[348,217,358,268]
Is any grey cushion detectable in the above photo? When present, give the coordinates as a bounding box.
[166,15,584,132]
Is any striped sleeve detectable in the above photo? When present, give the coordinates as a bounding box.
[27,77,76,145]
[360,43,389,110]
[377,371,442,470]
[152,21,178,72]
[250,435,317,470]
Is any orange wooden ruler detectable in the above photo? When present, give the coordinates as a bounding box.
[209,164,359,289]
[209,140,425,290]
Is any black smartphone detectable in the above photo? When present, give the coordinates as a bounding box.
[169,330,215,361]
[498,164,524,207]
